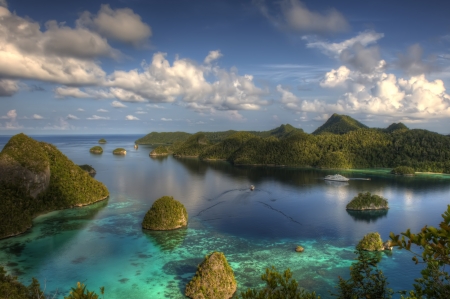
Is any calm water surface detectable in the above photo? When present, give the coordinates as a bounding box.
[0,134,449,298]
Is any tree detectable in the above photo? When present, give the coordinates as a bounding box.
[64,282,104,299]
[240,266,320,299]
[331,249,393,299]
[390,205,450,299]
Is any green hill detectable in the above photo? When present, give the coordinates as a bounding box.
[135,132,192,145]
[0,133,109,239]
[312,113,368,135]
[385,122,409,133]
[200,131,258,160]
[173,133,211,157]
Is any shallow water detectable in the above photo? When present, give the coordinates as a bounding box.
[0,134,448,298]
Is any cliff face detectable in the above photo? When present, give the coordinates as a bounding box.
[0,133,109,239]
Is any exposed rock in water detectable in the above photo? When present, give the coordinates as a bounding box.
[142,196,188,230]
[295,245,304,252]
[185,252,236,299]
[357,232,393,251]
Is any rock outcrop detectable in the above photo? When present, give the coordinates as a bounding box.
[357,232,393,251]
[142,196,188,230]
[185,252,236,299]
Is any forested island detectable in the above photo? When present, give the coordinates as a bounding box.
[136,113,450,173]
[0,133,109,239]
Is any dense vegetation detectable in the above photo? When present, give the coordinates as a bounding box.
[149,145,169,156]
[312,113,368,135]
[0,134,109,239]
[346,192,389,210]
[78,164,96,175]
[142,196,188,230]
[89,146,103,154]
[112,148,126,155]
[98,138,107,144]
[391,166,415,175]
[185,252,236,299]
[357,232,384,251]
[135,131,192,145]
[137,114,450,172]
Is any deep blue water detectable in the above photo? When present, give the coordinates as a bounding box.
[0,134,449,298]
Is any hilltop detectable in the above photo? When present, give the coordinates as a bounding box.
[312,113,368,135]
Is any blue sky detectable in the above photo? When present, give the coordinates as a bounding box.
[1,0,450,135]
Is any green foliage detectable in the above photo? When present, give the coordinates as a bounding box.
[149,146,169,156]
[200,132,258,160]
[391,166,415,175]
[313,114,368,135]
[64,282,104,299]
[142,196,188,230]
[78,164,96,174]
[390,205,450,298]
[98,138,107,144]
[331,249,393,299]
[0,266,45,299]
[135,131,192,145]
[186,252,236,299]
[317,151,352,169]
[0,134,109,239]
[112,148,126,155]
[173,133,211,157]
[240,266,319,299]
[385,122,409,133]
[357,232,384,251]
[346,192,389,210]
[0,132,49,172]
[89,146,103,154]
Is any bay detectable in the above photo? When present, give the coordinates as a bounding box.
[0,134,449,298]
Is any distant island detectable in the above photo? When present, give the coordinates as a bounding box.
[346,192,389,210]
[89,145,103,154]
[113,148,126,155]
[135,113,450,173]
[98,138,107,144]
[0,133,109,239]
[149,146,169,156]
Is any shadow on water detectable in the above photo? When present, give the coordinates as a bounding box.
[346,209,388,223]
[149,155,169,163]
[143,228,188,252]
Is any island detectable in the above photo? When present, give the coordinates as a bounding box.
[149,146,169,156]
[142,196,188,230]
[357,232,393,251]
[346,192,389,210]
[89,146,103,154]
[78,164,96,176]
[98,138,107,144]
[113,148,126,155]
[134,114,450,173]
[0,133,109,239]
[391,166,415,176]
[185,252,236,299]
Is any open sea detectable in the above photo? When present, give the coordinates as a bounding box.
[0,134,449,298]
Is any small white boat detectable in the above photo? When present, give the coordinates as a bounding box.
[324,174,349,182]
[250,185,255,191]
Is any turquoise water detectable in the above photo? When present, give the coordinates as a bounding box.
[0,135,448,298]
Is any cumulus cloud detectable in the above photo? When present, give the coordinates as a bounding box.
[87,115,110,120]
[0,109,22,129]
[125,115,139,120]
[97,108,108,112]
[78,4,151,47]
[0,79,18,96]
[66,114,79,120]
[111,100,127,108]
[55,87,90,98]
[396,44,438,76]
[32,114,44,119]
[204,50,222,64]
[161,118,172,121]
[77,108,85,112]
[255,0,349,34]
[136,111,147,114]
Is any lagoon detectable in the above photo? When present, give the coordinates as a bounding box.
[0,134,449,298]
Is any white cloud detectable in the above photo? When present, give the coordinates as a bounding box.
[255,0,349,34]
[0,79,18,96]
[161,118,172,121]
[146,104,165,109]
[66,114,79,120]
[87,115,110,120]
[0,109,16,119]
[396,44,437,76]
[78,4,151,47]
[111,100,127,108]
[97,108,109,112]
[55,87,90,98]
[136,111,147,114]
[125,115,139,120]
[0,109,21,129]
[77,108,85,112]
[204,50,222,64]
[32,114,44,119]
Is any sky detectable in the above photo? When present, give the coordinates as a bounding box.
[1,0,450,135]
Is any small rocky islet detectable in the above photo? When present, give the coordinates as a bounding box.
[357,232,393,251]
[346,192,389,210]
[113,148,127,155]
[89,145,103,154]
[142,196,188,230]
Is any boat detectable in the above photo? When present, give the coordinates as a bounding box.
[250,185,255,191]
[324,174,349,182]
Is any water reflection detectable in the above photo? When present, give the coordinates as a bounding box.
[149,155,169,163]
[346,209,388,223]
[324,180,349,187]
[143,228,187,252]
